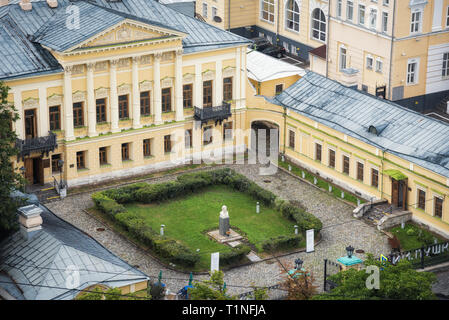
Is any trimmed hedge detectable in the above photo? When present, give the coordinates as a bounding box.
[279,201,323,233]
[92,192,126,215]
[219,244,251,266]
[261,234,303,252]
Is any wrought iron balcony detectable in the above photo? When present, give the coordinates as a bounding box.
[16,131,58,160]
[194,102,231,125]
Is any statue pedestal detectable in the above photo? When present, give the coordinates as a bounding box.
[219,216,230,236]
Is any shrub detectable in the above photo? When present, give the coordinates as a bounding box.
[92,192,126,216]
[261,235,302,252]
[153,239,200,267]
[406,228,415,236]
[219,244,251,266]
[247,183,276,206]
[279,201,322,233]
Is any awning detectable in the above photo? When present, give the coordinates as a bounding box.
[384,169,408,181]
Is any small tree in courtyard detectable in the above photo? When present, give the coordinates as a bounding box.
[281,262,318,300]
[188,270,236,300]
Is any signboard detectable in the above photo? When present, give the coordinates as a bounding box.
[306,229,314,253]
[211,252,219,272]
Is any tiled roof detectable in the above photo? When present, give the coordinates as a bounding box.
[270,72,449,179]
[309,44,326,59]
[0,204,148,300]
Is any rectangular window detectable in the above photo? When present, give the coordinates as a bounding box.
[202,2,207,17]
[328,149,336,168]
[376,59,383,73]
[411,10,422,33]
[315,143,322,162]
[76,151,85,170]
[370,8,377,29]
[162,88,172,112]
[99,147,107,165]
[223,122,233,141]
[51,154,61,173]
[382,12,388,33]
[118,95,129,119]
[434,197,443,218]
[337,0,342,18]
[121,143,130,161]
[447,6,449,27]
[366,56,373,69]
[223,77,233,101]
[73,102,84,127]
[185,129,193,148]
[140,91,151,116]
[371,168,379,188]
[357,162,364,181]
[183,84,193,109]
[358,4,365,25]
[289,130,295,149]
[143,139,152,157]
[203,125,213,145]
[203,80,213,107]
[275,84,283,95]
[212,6,217,18]
[418,189,426,210]
[49,106,61,131]
[261,0,275,22]
[96,98,107,123]
[407,61,418,84]
[340,47,347,70]
[347,1,354,21]
[383,0,389,5]
[164,135,172,153]
[442,53,449,78]
[343,155,350,175]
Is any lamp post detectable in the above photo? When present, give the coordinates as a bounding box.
[160,224,165,236]
[57,159,64,188]
[256,201,260,214]
[295,258,303,270]
[346,245,354,258]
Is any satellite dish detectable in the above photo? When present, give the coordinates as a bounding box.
[213,16,222,23]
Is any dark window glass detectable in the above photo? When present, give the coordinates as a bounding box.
[119,95,129,119]
[121,143,130,160]
[143,139,152,157]
[289,130,295,149]
[183,84,193,109]
[343,155,350,174]
[76,151,85,169]
[51,154,61,173]
[418,189,426,210]
[99,147,107,165]
[329,149,336,168]
[371,168,379,188]
[73,102,84,127]
[164,135,172,153]
[203,80,213,107]
[96,98,107,123]
[315,143,322,162]
[223,77,233,101]
[434,197,443,218]
[357,162,364,181]
[49,106,61,131]
[185,129,193,148]
[162,88,172,112]
[140,91,151,116]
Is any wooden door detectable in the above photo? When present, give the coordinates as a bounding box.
[391,179,399,207]
[402,179,408,210]
[37,158,44,185]
[24,158,33,184]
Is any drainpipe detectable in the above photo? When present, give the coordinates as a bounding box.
[228,0,231,31]
[387,0,397,100]
[325,0,331,78]
[276,0,280,45]
[283,106,287,154]
[381,149,385,200]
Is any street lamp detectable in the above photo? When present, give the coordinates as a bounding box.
[295,258,303,270]
[346,245,354,258]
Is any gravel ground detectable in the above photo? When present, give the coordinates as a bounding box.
[45,163,390,299]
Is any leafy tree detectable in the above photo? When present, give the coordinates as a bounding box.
[0,81,24,240]
[250,284,269,300]
[281,263,318,300]
[76,287,146,300]
[188,271,236,300]
[313,254,437,300]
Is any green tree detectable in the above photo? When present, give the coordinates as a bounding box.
[0,81,24,240]
[250,285,269,300]
[313,254,437,300]
[281,263,318,300]
[188,271,236,300]
[76,287,146,300]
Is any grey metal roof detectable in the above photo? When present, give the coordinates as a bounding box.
[270,72,449,179]
[0,204,148,300]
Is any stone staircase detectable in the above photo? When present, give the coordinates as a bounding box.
[26,183,60,204]
[361,203,393,226]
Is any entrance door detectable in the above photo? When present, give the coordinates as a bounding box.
[24,157,43,185]
[24,158,34,184]
[391,178,408,209]
[25,109,37,139]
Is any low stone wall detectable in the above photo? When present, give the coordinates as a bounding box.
[353,199,388,218]
[377,211,412,231]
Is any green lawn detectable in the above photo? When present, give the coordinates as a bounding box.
[390,223,445,251]
[124,185,297,268]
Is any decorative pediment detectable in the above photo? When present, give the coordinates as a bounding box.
[139,80,153,92]
[118,83,131,95]
[95,87,109,99]
[202,70,215,81]
[161,77,173,88]
[162,52,174,62]
[183,73,194,84]
[23,97,39,109]
[73,90,86,102]
[72,65,85,75]
[140,55,152,65]
[47,94,63,106]
[223,66,236,77]
[118,58,130,68]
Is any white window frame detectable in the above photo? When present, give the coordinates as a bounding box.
[285,0,300,32]
[442,52,449,79]
[446,6,449,28]
[410,9,423,34]
[383,0,389,6]
[382,11,388,33]
[366,55,374,69]
[347,1,354,21]
[261,0,275,23]
[369,8,378,30]
[375,58,383,73]
[311,8,326,42]
[406,58,419,85]
[358,4,365,25]
[202,2,208,18]
[337,0,342,18]
[339,45,347,70]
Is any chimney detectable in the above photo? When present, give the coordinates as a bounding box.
[46,0,57,8]
[446,101,449,115]
[18,205,43,241]
[19,0,32,11]
[0,0,9,8]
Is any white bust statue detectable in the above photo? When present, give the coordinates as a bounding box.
[220,205,229,219]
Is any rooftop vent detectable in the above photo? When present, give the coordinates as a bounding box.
[18,205,43,241]
[19,0,32,11]
[368,123,389,136]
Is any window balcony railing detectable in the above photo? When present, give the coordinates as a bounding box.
[16,131,58,160]
[194,102,231,125]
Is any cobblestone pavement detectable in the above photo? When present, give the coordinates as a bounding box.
[433,269,449,299]
[45,163,390,299]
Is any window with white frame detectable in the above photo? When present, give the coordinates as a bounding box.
[370,8,377,29]
[261,0,275,23]
[337,0,342,18]
[383,0,389,5]
[366,56,373,69]
[286,0,300,32]
[340,46,347,70]
[382,12,388,33]
[311,8,326,42]
[202,2,208,18]
[407,59,419,84]
[212,6,217,18]
[442,52,449,78]
[358,4,365,25]
[376,58,383,72]
[410,9,422,34]
[447,6,449,27]
[347,1,354,21]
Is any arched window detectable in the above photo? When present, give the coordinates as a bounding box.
[286,0,300,32]
[311,8,326,42]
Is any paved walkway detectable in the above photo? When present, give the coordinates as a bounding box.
[45,163,390,298]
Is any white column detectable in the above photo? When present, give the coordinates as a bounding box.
[215,60,223,106]
[86,63,97,137]
[63,66,75,141]
[132,56,142,129]
[153,53,162,125]
[38,87,48,137]
[194,63,202,108]
[235,47,241,109]
[240,47,246,108]
[110,59,119,133]
[13,90,24,140]
[175,49,184,122]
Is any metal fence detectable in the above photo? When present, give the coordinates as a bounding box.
[323,259,342,292]
[388,240,449,269]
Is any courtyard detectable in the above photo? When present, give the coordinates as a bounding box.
[46,163,391,297]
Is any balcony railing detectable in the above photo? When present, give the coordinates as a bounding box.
[16,131,58,160]
[194,102,231,125]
